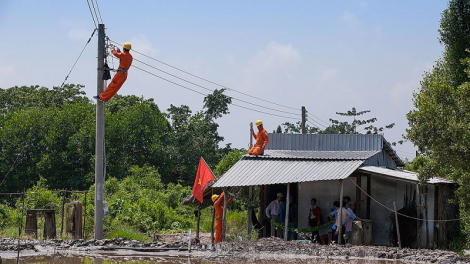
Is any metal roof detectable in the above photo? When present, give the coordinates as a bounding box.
[266,133,404,167]
[253,150,380,160]
[357,166,455,184]
[213,151,366,187]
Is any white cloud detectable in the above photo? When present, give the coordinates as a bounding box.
[0,65,16,87]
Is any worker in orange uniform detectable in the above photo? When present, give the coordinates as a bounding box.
[249,120,269,155]
[212,192,231,243]
[94,42,133,102]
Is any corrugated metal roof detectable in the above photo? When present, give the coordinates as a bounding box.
[267,134,383,151]
[357,166,455,184]
[213,158,364,187]
[266,133,404,167]
[252,150,380,160]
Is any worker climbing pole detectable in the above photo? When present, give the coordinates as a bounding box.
[93,41,133,102]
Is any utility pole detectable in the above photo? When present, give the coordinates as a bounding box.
[95,23,105,240]
[301,106,306,134]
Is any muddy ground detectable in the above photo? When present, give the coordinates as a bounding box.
[0,235,468,264]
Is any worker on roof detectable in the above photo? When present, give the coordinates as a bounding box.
[94,42,133,102]
[249,120,269,155]
[212,192,231,243]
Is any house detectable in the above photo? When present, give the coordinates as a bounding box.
[213,133,458,248]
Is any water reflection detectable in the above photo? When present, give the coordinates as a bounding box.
[3,256,405,264]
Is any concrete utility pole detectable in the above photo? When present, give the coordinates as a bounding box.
[301,106,306,134]
[95,23,105,240]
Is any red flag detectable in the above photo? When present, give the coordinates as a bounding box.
[192,157,216,203]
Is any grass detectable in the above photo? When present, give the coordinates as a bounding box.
[106,228,152,242]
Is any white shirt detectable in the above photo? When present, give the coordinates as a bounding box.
[266,199,282,218]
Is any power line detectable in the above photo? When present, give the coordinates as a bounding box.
[93,0,104,24]
[108,39,299,111]
[52,28,97,103]
[131,65,300,120]
[306,119,328,130]
[132,58,298,117]
[89,0,101,25]
[86,0,97,28]
[305,110,331,127]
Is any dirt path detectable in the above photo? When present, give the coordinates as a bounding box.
[0,236,468,264]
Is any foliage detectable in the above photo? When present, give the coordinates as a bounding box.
[406,0,470,247]
[0,85,233,192]
[19,177,61,211]
[439,0,470,85]
[214,149,247,177]
[276,107,402,145]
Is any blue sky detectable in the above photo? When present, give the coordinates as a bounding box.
[0,0,450,160]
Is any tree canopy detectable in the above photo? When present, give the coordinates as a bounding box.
[0,85,233,192]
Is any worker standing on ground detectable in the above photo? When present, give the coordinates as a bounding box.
[249,120,269,155]
[94,42,133,102]
[212,192,231,243]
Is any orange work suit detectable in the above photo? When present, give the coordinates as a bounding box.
[100,49,133,102]
[214,192,231,243]
[248,128,269,155]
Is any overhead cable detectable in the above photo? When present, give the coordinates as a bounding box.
[89,0,101,24]
[132,58,298,117]
[307,119,328,130]
[52,28,97,103]
[305,110,331,127]
[93,0,104,24]
[131,65,299,120]
[86,0,97,28]
[109,39,299,111]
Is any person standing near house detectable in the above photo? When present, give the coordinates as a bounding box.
[280,195,297,240]
[94,42,133,102]
[308,198,323,242]
[328,201,350,245]
[266,192,284,237]
[212,192,231,243]
[345,202,369,243]
[249,120,269,155]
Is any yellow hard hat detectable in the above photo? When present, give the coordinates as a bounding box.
[211,194,219,202]
[255,120,263,126]
[123,42,132,50]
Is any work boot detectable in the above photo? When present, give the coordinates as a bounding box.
[93,95,103,102]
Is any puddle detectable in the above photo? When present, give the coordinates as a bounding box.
[2,255,406,264]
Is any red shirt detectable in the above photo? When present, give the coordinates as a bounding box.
[113,49,133,70]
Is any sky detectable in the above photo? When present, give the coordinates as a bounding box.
[0,0,450,161]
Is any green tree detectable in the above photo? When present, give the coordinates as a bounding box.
[439,0,470,85]
[406,0,470,248]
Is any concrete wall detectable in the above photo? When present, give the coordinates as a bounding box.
[296,175,436,247]
[297,179,356,237]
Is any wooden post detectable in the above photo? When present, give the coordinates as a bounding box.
[417,184,420,249]
[366,175,371,219]
[249,122,253,148]
[355,174,362,214]
[284,183,290,240]
[188,229,191,252]
[222,189,227,241]
[84,192,87,239]
[94,23,106,240]
[247,186,253,240]
[60,190,66,237]
[393,201,401,248]
[338,180,344,244]
[425,184,429,248]
[195,205,201,243]
[211,207,215,245]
